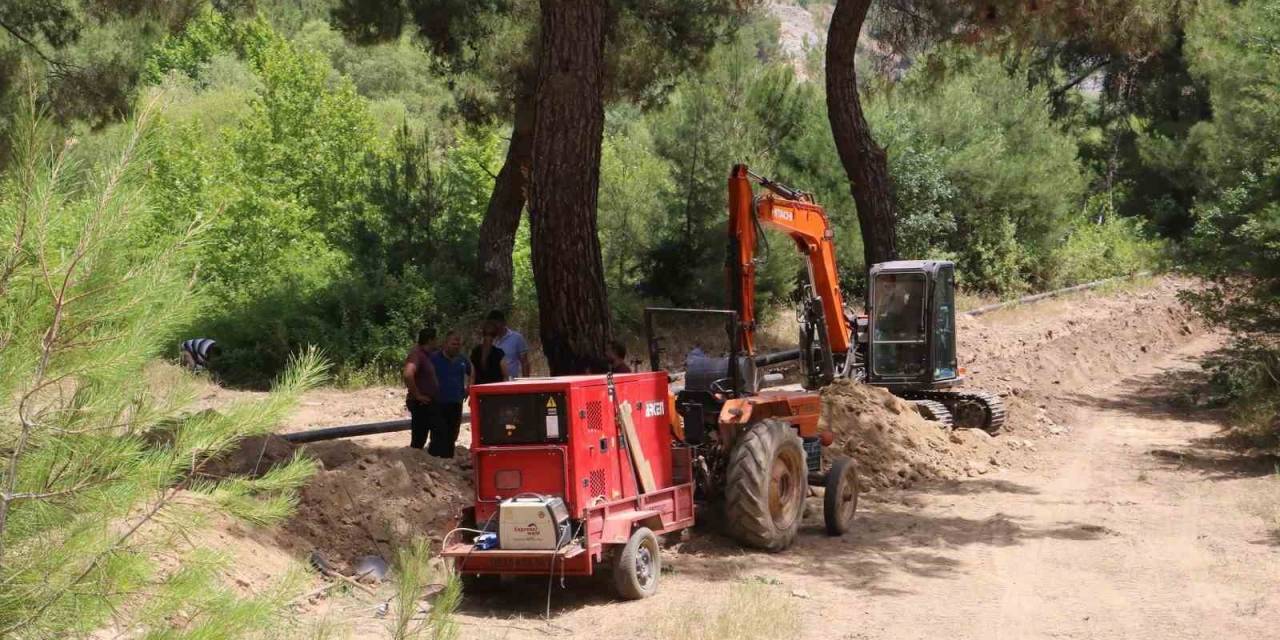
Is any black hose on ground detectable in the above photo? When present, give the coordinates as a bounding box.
[281,355,801,445]
[281,419,412,444]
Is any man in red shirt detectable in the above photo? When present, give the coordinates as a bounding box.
[607,340,632,374]
[403,326,440,450]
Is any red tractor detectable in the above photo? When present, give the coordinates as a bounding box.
[442,373,695,599]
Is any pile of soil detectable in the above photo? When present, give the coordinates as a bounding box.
[816,277,1200,490]
[201,434,299,479]
[274,440,472,572]
[820,379,1004,489]
[956,277,1200,436]
[205,435,473,573]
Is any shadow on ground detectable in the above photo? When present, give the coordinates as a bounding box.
[1059,358,1217,422]
[457,470,1102,616]
[664,496,1112,597]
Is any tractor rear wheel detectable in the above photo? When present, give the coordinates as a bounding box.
[613,527,660,599]
[823,456,859,536]
[724,419,807,551]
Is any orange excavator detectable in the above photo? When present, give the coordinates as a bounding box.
[724,163,1004,428]
[643,164,1003,551]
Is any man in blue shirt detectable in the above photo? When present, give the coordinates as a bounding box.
[487,310,530,379]
[428,331,471,458]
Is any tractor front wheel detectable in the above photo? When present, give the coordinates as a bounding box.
[823,456,859,536]
[724,419,807,551]
[613,527,661,599]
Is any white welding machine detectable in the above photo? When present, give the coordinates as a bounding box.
[498,496,572,550]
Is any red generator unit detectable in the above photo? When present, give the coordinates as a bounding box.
[442,372,695,599]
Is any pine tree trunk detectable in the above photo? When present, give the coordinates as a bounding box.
[826,0,899,269]
[476,88,536,309]
[528,0,611,375]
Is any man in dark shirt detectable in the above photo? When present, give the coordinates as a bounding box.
[428,331,471,458]
[607,340,632,374]
[470,325,508,385]
[403,326,440,450]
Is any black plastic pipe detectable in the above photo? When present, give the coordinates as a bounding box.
[281,419,412,444]
[754,349,800,366]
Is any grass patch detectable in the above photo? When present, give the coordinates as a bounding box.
[641,582,801,640]
[389,539,461,640]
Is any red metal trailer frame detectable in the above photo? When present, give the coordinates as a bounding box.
[441,373,695,578]
[442,480,693,576]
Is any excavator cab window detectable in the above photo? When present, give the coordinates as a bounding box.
[871,272,929,379]
[932,265,958,382]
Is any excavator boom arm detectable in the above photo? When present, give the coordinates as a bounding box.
[727,164,853,357]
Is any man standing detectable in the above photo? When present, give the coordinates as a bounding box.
[403,327,440,450]
[487,310,531,379]
[470,325,508,385]
[429,331,471,458]
[606,340,631,373]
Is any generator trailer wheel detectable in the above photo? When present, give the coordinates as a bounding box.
[613,527,661,600]
[724,419,807,551]
[823,456,860,536]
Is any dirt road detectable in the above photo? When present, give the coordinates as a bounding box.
[455,331,1280,639]
[194,278,1279,638]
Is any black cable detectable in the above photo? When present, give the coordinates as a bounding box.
[544,516,585,619]
[751,196,771,266]
[452,508,499,581]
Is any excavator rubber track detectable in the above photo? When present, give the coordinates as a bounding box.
[897,389,1006,434]
[908,399,953,428]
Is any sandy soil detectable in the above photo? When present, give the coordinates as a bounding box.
[193,277,1280,638]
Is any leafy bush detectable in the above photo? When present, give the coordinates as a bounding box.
[868,50,1089,293]
[1178,0,1280,444]
[143,13,500,385]
[1182,0,1280,340]
[1048,197,1165,289]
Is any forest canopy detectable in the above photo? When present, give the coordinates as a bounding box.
[0,0,1268,388]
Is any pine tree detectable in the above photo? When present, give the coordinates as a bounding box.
[528,0,612,375]
[0,94,323,638]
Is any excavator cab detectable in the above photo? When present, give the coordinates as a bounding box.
[865,260,959,389]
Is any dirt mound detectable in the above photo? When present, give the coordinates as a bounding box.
[202,432,473,573]
[820,380,1002,489]
[274,441,472,572]
[957,277,1200,436]
[203,434,299,478]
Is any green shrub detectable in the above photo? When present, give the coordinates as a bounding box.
[868,49,1088,294]
[142,13,502,385]
[1048,198,1164,289]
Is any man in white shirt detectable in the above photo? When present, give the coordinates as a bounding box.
[486,310,531,379]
